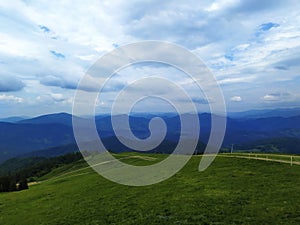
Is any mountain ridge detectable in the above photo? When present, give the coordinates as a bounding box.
[1,108,300,162]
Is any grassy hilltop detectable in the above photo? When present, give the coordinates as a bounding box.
[1,153,300,225]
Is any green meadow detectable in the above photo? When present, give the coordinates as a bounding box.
[1,153,300,225]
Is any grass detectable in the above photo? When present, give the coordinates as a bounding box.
[1,153,300,225]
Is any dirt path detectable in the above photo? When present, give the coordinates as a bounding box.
[30,154,158,185]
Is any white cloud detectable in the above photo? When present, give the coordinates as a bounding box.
[262,92,292,102]
[219,76,255,84]
[262,94,278,101]
[230,96,242,102]
[205,0,238,12]
[0,94,23,103]
[51,93,66,102]
[0,33,39,57]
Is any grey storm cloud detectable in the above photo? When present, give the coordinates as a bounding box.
[40,75,79,89]
[274,66,288,71]
[273,56,300,70]
[40,75,127,93]
[0,75,25,92]
[40,75,78,90]
[192,97,210,105]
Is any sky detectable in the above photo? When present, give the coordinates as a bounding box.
[0,0,300,117]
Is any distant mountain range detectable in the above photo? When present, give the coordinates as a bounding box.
[227,107,300,118]
[0,116,29,123]
[0,107,300,163]
[0,121,75,162]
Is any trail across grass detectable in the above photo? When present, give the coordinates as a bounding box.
[30,154,160,185]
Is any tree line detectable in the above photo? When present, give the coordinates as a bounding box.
[0,175,28,192]
[0,152,83,193]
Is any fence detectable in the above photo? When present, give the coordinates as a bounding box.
[219,153,300,166]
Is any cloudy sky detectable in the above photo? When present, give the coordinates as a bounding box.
[0,0,300,117]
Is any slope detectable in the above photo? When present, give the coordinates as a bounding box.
[0,154,300,225]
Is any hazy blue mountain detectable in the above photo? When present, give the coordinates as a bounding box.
[19,143,79,159]
[0,116,29,123]
[228,107,300,118]
[1,109,300,163]
[236,137,300,154]
[18,112,85,127]
[0,122,74,163]
[0,156,45,176]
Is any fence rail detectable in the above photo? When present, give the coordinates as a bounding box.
[217,153,300,166]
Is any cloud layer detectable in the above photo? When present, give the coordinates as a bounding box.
[0,0,300,116]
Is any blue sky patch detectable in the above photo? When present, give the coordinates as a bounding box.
[225,54,234,61]
[50,50,65,59]
[39,25,50,33]
[260,22,280,31]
